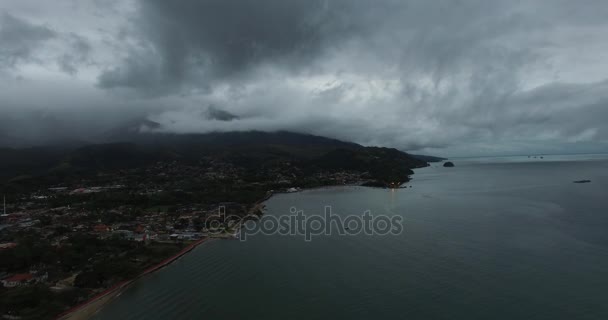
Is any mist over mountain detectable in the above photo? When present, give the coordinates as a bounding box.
[0,131,429,194]
[1,0,608,156]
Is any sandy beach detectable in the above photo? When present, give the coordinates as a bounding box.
[55,195,273,320]
[55,281,130,320]
[55,238,208,320]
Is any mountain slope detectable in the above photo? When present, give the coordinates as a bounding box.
[0,131,428,190]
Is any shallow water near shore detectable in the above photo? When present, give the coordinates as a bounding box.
[93,154,608,320]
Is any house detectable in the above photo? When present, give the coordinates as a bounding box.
[169,233,201,241]
[93,224,110,233]
[134,225,145,234]
[0,243,17,250]
[2,273,34,288]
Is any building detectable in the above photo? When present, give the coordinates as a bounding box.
[0,242,17,250]
[134,224,145,234]
[2,273,34,288]
[93,224,110,233]
[169,233,202,241]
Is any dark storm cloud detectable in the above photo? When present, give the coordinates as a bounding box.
[91,0,608,154]
[1,0,608,155]
[99,0,538,93]
[98,0,365,93]
[57,33,92,75]
[101,1,543,143]
[0,11,94,75]
[0,12,56,68]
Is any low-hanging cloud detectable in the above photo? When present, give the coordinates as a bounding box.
[1,0,608,156]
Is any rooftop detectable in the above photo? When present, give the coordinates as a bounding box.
[4,273,33,282]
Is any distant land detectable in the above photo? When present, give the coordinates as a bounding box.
[0,130,436,318]
[0,131,435,192]
[410,154,446,163]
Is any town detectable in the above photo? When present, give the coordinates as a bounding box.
[0,143,424,320]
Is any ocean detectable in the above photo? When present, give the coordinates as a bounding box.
[93,155,608,320]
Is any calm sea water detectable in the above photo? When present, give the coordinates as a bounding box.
[93,155,608,320]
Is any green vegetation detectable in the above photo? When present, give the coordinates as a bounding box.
[0,285,84,320]
[0,131,429,318]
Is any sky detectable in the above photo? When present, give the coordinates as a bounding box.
[1,0,607,157]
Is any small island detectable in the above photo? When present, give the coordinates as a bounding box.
[573,180,591,184]
[443,161,455,167]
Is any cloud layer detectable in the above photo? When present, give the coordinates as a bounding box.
[1,0,608,156]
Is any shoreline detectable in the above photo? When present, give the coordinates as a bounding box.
[53,189,279,320]
[53,181,411,319]
[54,237,209,320]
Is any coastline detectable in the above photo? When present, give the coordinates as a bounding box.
[54,237,209,320]
[53,189,279,320]
[53,180,413,320]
